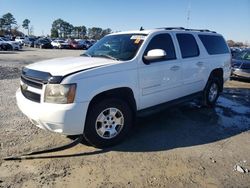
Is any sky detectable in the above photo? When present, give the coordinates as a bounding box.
[0,0,249,42]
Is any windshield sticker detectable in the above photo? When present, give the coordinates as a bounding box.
[130,35,146,40]
[131,35,146,44]
[134,38,141,44]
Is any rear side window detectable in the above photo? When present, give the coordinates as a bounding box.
[176,34,200,58]
[144,33,176,61]
[199,35,229,55]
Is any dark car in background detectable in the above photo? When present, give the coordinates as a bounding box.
[76,39,95,50]
[230,47,242,58]
[34,38,53,49]
[24,37,37,47]
[231,49,250,80]
[0,42,13,51]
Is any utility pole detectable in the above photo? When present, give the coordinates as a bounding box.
[187,0,191,29]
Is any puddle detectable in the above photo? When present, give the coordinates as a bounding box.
[215,97,250,130]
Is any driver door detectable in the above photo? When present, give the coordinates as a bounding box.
[138,33,183,110]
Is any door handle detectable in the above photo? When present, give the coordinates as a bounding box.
[196,62,204,67]
[170,65,180,71]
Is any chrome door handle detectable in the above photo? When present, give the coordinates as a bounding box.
[196,62,204,67]
[170,65,180,71]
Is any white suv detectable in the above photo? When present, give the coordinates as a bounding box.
[16,27,231,147]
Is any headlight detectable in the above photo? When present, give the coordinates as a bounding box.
[44,84,77,104]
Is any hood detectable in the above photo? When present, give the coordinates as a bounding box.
[26,56,116,76]
[232,59,250,69]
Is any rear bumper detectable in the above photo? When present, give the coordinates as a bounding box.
[231,68,250,79]
[16,88,89,135]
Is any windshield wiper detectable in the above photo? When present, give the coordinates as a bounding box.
[94,54,119,61]
[81,53,92,57]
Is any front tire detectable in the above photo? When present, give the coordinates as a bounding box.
[84,98,133,148]
[202,78,220,107]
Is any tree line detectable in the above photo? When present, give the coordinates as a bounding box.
[227,40,249,48]
[0,12,112,40]
[50,18,112,39]
[1,12,248,44]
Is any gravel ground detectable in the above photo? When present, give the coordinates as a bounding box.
[0,48,250,188]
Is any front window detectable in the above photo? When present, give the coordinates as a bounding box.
[84,34,146,61]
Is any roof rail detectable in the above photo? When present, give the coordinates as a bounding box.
[185,28,217,33]
[157,27,186,30]
[156,27,216,33]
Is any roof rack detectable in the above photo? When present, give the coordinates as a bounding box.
[157,27,217,33]
[185,28,217,33]
[157,27,186,30]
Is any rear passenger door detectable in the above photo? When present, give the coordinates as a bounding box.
[138,33,183,109]
[176,33,206,94]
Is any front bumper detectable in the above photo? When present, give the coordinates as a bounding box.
[231,68,250,79]
[16,88,89,135]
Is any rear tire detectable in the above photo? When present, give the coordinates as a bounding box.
[202,78,220,107]
[84,98,133,148]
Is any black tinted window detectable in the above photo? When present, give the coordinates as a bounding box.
[199,35,229,55]
[177,34,199,58]
[144,34,176,61]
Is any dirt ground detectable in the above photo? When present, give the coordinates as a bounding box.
[0,48,250,188]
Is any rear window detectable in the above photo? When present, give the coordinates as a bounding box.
[176,34,200,58]
[199,35,229,55]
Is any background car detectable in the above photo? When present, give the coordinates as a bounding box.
[0,41,13,51]
[34,38,53,49]
[0,37,21,50]
[51,39,70,49]
[23,37,37,47]
[15,36,25,46]
[67,39,82,49]
[231,49,250,80]
[75,39,93,50]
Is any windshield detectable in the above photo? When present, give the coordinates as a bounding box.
[84,34,146,61]
[1,38,8,41]
[235,50,250,61]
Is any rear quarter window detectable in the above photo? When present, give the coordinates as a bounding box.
[199,35,229,55]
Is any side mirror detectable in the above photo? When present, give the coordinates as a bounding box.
[143,49,167,64]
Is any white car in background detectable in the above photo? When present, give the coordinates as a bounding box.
[0,37,21,50]
[51,40,70,49]
[15,36,25,45]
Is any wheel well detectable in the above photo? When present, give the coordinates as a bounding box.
[209,68,224,92]
[88,87,137,115]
